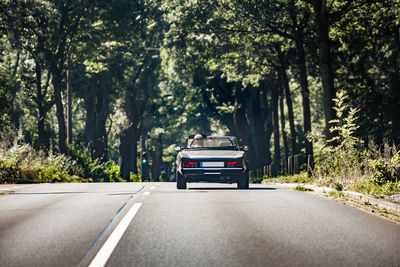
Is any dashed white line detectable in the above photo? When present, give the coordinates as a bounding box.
[88,202,142,267]
[150,186,156,189]
[143,191,151,195]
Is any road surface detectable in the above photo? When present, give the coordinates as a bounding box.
[0,182,399,267]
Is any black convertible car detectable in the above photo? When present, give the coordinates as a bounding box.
[175,135,249,189]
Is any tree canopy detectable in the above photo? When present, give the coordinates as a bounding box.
[0,0,398,181]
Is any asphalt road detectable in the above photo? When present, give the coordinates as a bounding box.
[0,182,399,267]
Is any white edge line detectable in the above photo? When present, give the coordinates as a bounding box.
[89,203,142,267]
[143,191,151,195]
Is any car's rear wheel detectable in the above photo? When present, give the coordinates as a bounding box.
[237,172,249,189]
[176,171,187,189]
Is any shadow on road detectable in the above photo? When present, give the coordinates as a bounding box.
[188,187,277,191]
[13,191,88,195]
[14,191,140,195]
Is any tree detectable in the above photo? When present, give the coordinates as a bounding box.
[2,0,100,154]
[216,0,314,159]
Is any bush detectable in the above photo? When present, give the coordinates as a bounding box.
[0,143,83,183]
[369,152,400,185]
[0,142,124,184]
[294,185,314,191]
[130,172,142,182]
[262,172,312,184]
[355,180,400,196]
[309,91,368,188]
[67,144,123,182]
[309,91,400,195]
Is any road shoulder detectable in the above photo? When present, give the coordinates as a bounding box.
[265,182,400,224]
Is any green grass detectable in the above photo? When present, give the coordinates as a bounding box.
[350,180,400,197]
[262,172,313,184]
[261,171,399,198]
[0,143,125,184]
[293,185,314,191]
[328,191,346,198]
[250,176,263,184]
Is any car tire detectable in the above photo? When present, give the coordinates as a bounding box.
[237,172,249,189]
[176,171,187,189]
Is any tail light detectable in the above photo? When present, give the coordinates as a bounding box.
[182,161,199,168]
[226,160,242,167]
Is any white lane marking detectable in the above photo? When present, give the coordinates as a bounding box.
[143,191,151,195]
[89,203,142,267]
[155,183,160,186]
[150,186,156,189]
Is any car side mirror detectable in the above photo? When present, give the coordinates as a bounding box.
[241,145,249,151]
[174,146,182,152]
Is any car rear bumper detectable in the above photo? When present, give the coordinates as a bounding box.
[181,167,245,183]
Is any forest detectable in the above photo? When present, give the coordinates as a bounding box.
[0,0,399,193]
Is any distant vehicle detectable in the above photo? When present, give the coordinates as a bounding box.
[174,135,249,189]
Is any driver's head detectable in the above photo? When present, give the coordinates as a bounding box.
[193,134,204,146]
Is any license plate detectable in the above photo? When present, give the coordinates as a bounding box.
[201,161,224,167]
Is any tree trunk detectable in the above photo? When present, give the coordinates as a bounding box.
[289,1,314,159]
[119,86,141,178]
[35,62,48,149]
[277,49,296,158]
[50,65,67,154]
[83,74,110,162]
[261,86,273,165]
[311,0,337,141]
[389,62,400,144]
[93,77,110,162]
[389,27,400,144]
[9,49,21,132]
[151,134,163,182]
[248,86,268,168]
[119,125,139,179]
[270,81,281,175]
[66,57,72,144]
[233,88,257,170]
[279,85,289,174]
[84,90,96,146]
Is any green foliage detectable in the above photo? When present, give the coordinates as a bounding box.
[333,182,343,191]
[107,163,121,182]
[129,172,142,182]
[0,141,125,183]
[310,91,367,187]
[0,143,83,183]
[262,172,312,184]
[67,144,123,182]
[369,152,400,185]
[354,180,400,197]
[309,91,400,195]
[0,0,399,184]
[293,185,314,192]
[328,91,364,149]
[328,191,346,199]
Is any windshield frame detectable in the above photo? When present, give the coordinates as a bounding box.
[185,136,239,150]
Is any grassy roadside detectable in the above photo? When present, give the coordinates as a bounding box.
[261,172,400,197]
[261,172,313,185]
[327,191,400,223]
[0,143,127,184]
[260,172,400,222]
